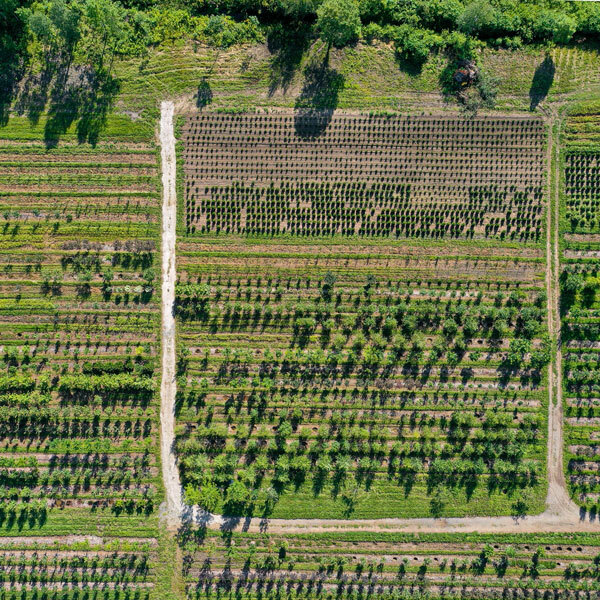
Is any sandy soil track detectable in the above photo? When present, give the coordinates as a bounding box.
[160,101,183,525]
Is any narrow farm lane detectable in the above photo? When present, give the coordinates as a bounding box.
[160,100,183,525]
[545,112,578,518]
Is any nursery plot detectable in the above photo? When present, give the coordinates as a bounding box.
[179,529,600,600]
[0,535,157,596]
[0,117,160,531]
[563,104,600,234]
[564,152,600,233]
[182,113,546,241]
[562,107,600,510]
[175,237,549,519]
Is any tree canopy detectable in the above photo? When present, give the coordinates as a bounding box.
[316,0,361,49]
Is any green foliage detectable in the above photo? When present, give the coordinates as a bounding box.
[393,24,441,65]
[280,0,320,17]
[534,10,577,45]
[316,0,361,48]
[457,0,495,36]
[561,271,583,295]
[202,14,263,48]
[22,0,140,69]
[416,0,463,30]
[506,338,531,369]
[175,244,548,519]
[186,482,221,512]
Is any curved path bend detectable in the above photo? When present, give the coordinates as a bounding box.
[159,103,592,533]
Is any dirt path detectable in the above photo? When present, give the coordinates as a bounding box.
[544,110,578,517]
[159,101,183,525]
[160,110,590,533]
[186,508,596,533]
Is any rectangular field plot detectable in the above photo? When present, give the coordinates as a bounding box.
[564,105,600,233]
[175,238,549,519]
[182,113,546,241]
[0,119,160,526]
[180,530,600,600]
[0,535,156,596]
[561,107,600,511]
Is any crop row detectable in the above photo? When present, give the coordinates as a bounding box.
[0,130,160,521]
[175,240,549,519]
[182,113,546,242]
[179,529,600,600]
[561,111,600,509]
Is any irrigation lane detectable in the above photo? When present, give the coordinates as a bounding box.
[159,109,596,533]
[160,100,184,525]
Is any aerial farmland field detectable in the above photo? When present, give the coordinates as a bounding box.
[0,115,161,596]
[173,112,550,519]
[1,0,600,596]
[561,101,600,512]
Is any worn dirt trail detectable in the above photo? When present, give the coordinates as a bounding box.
[160,101,183,526]
[544,110,577,519]
[159,109,592,533]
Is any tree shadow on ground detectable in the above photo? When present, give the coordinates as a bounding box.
[43,66,120,148]
[14,51,72,126]
[267,22,313,96]
[0,14,28,127]
[395,53,428,77]
[14,68,54,126]
[294,56,344,139]
[13,44,120,148]
[196,77,213,109]
[529,54,555,111]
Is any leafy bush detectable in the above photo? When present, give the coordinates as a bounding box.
[534,10,577,44]
[317,0,361,48]
[393,25,441,65]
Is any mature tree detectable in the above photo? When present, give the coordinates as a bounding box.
[561,271,583,295]
[22,0,81,59]
[280,0,320,17]
[316,0,361,50]
[535,10,577,44]
[457,0,496,36]
[506,338,531,369]
[394,24,440,65]
[83,0,128,71]
[49,0,81,52]
[416,0,463,29]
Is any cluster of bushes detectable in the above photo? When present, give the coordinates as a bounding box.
[363,1,599,62]
[58,373,155,395]
[178,275,548,375]
[18,0,264,62]
[189,1,597,53]
[140,9,264,48]
[16,0,600,71]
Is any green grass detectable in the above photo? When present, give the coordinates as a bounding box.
[112,41,600,126]
[0,508,157,537]
[231,475,546,519]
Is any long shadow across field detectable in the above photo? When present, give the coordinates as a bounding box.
[294,55,345,138]
[268,23,313,96]
[529,54,555,111]
[14,54,120,147]
[0,7,28,127]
